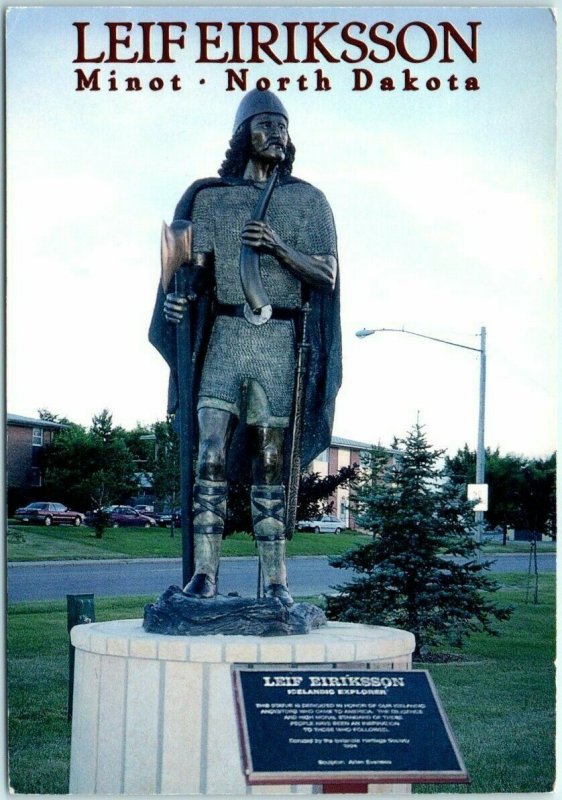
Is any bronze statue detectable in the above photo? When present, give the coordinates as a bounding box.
[149,90,341,606]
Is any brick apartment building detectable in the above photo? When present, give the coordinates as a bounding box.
[6,414,67,506]
[6,415,395,526]
[306,435,398,530]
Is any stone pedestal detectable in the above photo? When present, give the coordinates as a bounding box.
[69,620,415,795]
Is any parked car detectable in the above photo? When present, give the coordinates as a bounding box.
[134,504,155,515]
[14,501,85,527]
[296,514,344,534]
[86,505,157,528]
[155,508,181,527]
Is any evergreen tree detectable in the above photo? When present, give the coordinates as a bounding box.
[326,423,512,656]
[91,409,115,443]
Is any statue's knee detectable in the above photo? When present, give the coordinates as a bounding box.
[263,442,281,471]
[258,441,282,484]
[197,441,227,481]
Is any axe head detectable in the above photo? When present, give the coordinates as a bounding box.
[161,220,193,292]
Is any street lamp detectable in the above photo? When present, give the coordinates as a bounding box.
[356,325,487,540]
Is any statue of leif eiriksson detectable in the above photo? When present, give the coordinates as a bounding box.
[149,90,341,608]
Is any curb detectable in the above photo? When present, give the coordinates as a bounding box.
[7,554,333,568]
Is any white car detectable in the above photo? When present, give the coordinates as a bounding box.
[297,515,344,534]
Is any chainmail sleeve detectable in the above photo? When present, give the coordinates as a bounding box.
[294,186,338,258]
[190,188,214,255]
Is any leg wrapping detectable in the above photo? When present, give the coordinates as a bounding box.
[194,479,227,535]
[251,484,285,542]
[251,485,291,601]
[192,479,227,578]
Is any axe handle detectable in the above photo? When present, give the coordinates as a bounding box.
[160,218,195,584]
[175,265,195,585]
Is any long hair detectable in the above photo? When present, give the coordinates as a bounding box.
[219,120,296,178]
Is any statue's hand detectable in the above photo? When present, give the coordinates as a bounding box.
[241,221,336,288]
[241,220,283,255]
[164,292,189,324]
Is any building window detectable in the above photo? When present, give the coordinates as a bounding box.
[316,449,328,463]
[30,467,42,487]
[32,428,43,446]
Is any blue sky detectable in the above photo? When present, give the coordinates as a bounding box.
[6,5,557,458]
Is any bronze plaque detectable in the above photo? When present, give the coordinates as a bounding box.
[232,667,468,786]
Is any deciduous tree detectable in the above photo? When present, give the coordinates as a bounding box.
[446,446,556,539]
[42,410,138,536]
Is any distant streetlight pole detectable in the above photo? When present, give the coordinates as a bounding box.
[139,433,157,457]
[356,325,487,541]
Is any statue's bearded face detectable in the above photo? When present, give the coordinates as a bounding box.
[249,113,288,164]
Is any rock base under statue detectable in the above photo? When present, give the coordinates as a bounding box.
[143,585,327,636]
[69,619,415,795]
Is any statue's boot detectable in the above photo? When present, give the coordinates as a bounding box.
[183,480,227,598]
[251,485,293,605]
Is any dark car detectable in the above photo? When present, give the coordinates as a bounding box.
[14,502,85,527]
[155,508,181,527]
[86,505,156,528]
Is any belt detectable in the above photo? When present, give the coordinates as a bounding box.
[216,303,298,322]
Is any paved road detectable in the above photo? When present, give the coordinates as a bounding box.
[7,552,556,603]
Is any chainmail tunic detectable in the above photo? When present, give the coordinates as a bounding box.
[192,181,337,420]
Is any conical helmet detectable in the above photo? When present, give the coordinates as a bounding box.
[232,89,289,133]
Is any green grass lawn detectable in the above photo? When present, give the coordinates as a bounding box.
[7,595,152,794]
[7,523,368,561]
[415,572,555,794]
[7,574,555,794]
[480,539,556,554]
[7,522,555,562]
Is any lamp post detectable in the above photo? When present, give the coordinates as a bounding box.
[356,325,487,540]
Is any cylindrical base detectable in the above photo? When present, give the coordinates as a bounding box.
[70,620,415,795]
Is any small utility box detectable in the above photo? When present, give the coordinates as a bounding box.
[67,593,95,720]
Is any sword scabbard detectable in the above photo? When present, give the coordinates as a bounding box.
[285,303,310,540]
